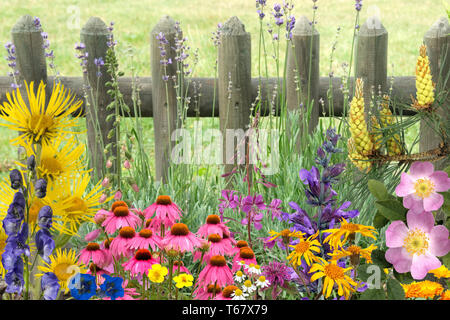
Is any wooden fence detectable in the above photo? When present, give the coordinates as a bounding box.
[0,14,449,181]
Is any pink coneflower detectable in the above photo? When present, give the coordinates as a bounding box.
[94,209,109,225]
[144,195,182,232]
[109,227,136,258]
[214,285,239,300]
[171,260,191,275]
[102,201,142,235]
[122,249,159,277]
[194,283,222,300]
[161,223,203,253]
[232,247,257,272]
[79,243,111,268]
[128,228,162,251]
[197,214,230,238]
[84,229,101,242]
[197,255,234,288]
[193,234,234,263]
[230,240,249,257]
[87,263,114,280]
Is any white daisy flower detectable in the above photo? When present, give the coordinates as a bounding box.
[231,288,248,300]
[245,263,261,275]
[255,275,270,289]
[234,270,246,283]
[242,280,257,294]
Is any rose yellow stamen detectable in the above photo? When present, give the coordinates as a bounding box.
[413,178,435,199]
[403,228,429,256]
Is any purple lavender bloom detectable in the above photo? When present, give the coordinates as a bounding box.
[94,57,104,67]
[257,10,265,19]
[35,229,55,263]
[322,163,346,185]
[256,0,266,6]
[41,272,60,300]
[33,17,42,29]
[288,201,317,236]
[5,258,24,295]
[38,205,53,230]
[286,15,295,39]
[319,202,359,229]
[299,167,337,207]
[275,17,284,26]
[9,169,23,190]
[75,42,86,51]
[355,0,363,11]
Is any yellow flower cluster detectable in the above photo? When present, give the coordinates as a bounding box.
[401,280,444,299]
[413,44,435,110]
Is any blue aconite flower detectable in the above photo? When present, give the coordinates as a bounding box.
[99,275,124,300]
[4,222,30,258]
[68,273,97,300]
[9,169,23,190]
[37,205,53,230]
[35,228,55,263]
[5,258,24,295]
[41,272,61,300]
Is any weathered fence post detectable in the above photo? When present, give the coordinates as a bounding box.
[151,16,178,183]
[218,16,252,177]
[81,17,116,181]
[355,15,388,115]
[419,16,450,170]
[11,15,48,160]
[286,15,320,149]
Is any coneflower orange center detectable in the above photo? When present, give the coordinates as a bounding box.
[145,219,152,227]
[324,263,345,280]
[414,178,435,199]
[210,255,227,267]
[174,260,184,267]
[239,247,255,259]
[208,234,222,243]
[236,240,248,248]
[222,285,238,298]
[104,238,113,249]
[114,206,130,217]
[119,227,135,238]
[89,263,102,273]
[135,249,152,260]
[86,242,100,251]
[156,195,172,205]
[170,223,189,236]
[111,200,128,212]
[206,214,221,224]
[139,229,153,238]
[207,284,221,293]
[403,228,429,256]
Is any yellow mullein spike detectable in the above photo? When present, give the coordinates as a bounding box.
[413,44,435,110]
[349,78,374,157]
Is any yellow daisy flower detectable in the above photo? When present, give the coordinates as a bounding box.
[286,231,322,267]
[269,229,295,243]
[401,280,444,299]
[428,265,450,279]
[328,244,378,264]
[323,219,377,248]
[173,273,194,288]
[51,174,106,236]
[309,259,358,299]
[148,264,168,283]
[0,81,82,155]
[37,248,87,293]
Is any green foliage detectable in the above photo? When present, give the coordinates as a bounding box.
[386,278,406,300]
[371,249,391,268]
[359,288,386,300]
[375,199,407,222]
[368,179,389,201]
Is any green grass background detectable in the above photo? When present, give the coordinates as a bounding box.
[0,0,444,174]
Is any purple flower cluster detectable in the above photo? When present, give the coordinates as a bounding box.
[355,0,363,11]
[285,15,295,40]
[4,42,21,89]
[156,32,172,81]
[261,261,291,299]
[107,22,117,49]
[174,22,192,77]
[256,0,267,19]
[34,17,56,72]
[94,57,105,77]
[75,42,88,75]
[211,23,223,47]
[272,3,284,26]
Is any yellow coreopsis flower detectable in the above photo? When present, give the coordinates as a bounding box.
[148,264,168,283]
[173,273,194,288]
[323,219,377,249]
[309,259,358,299]
[0,81,82,155]
[413,44,435,110]
[286,231,322,267]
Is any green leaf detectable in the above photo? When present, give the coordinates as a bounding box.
[368,179,389,200]
[393,269,414,284]
[373,210,389,229]
[442,251,450,269]
[359,288,386,300]
[375,199,407,221]
[371,249,391,268]
[443,165,450,176]
[54,232,73,248]
[442,192,450,216]
[387,278,406,300]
